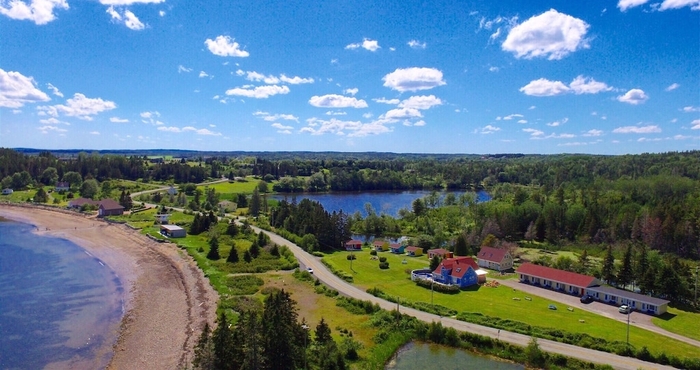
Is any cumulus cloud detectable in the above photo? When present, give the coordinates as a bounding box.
[199,71,209,78]
[140,111,163,125]
[382,108,423,120]
[271,122,293,134]
[665,83,680,91]
[46,83,63,97]
[502,113,523,120]
[583,129,604,137]
[106,6,145,30]
[225,85,289,99]
[344,88,359,96]
[0,0,68,25]
[39,117,68,125]
[280,74,314,84]
[480,125,501,134]
[309,94,368,108]
[682,106,699,112]
[617,89,649,105]
[612,125,661,133]
[658,0,700,11]
[157,126,222,135]
[300,117,392,137]
[100,0,164,4]
[345,38,380,51]
[253,111,299,122]
[237,70,313,84]
[692,119,700,129]
[523,128,545,137]
[110,116,129,123]
[37,93,116,120]
[407,40,426,49]
[502,9,590,60]
[205,35,250,57]
[382,67,446,93]
[178,65,192,73]
[547,118,568,127]
[520,76,612,96]
[0,69,51,108]
[38,125,67,134]
[373,97,400,105]
[618,0,649,11]
[398,95,443,110]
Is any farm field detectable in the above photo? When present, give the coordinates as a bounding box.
[322,250,700,360]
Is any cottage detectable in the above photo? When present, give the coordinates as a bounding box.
[160,224,186,238]
[389,244,405,254]
[55,181,70,192]
[432,257,482,288]
[516,263,602,297]
[98,199,124,217]
[427,248,453,260]
[405,246,423,257]
[476,246,513,272]
[585,286,669,315]
[2,188,13,195]
[372,240,389,252]
[344,239,363,251]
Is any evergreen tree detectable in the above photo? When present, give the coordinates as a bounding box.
[213,313,239,370]
[226,222,239,237]
[257,231,268,247]
[239,311,263,370]
[192,323,215,370]
[250,187,261,217]
[430,255,441,271]
[190,213,202,235]
[314,318,333,345]
[34,187,49,203]
[270,244,280,257]
[226,242,238,263]
[262,290,302,370]
[243,249,252,263]
[207,236,221,260]
[602,245,616,285]
[635,244,649,288]
[617,244,634,289]
[249,240,260,259]
[454,234,468,256]
[576,249,589,274]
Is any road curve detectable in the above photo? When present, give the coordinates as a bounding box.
[253,225,676,370]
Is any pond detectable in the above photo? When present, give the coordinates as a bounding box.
[271,190,490,217]
[386,341,524,370]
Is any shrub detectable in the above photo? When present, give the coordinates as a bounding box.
[379,262,390,269]
[379,256,387,263]
[346,254,356,260]
[370,250,377,256]
[415,278,460,293]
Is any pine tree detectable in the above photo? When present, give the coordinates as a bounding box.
[576,249,589,274]
[207,236,220,260]
[635,244,649,291]
[270,244,280,257]
[250,187,261,217]
[314,318,333,345]
[249,240,260,259]
[213,313,239,370]
[617,244,634,289]
[226,242,238,263]
[226,222,239,237]
[602,245,616,285]
[454,234,468,256]
[192,323,215,370]
[190,213,202,235]
[239,311,263,370]
[243,249,252,263]
[430,255,441,271]
[262,290,302,370]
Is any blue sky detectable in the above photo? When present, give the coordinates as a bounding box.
[1,0,698,154]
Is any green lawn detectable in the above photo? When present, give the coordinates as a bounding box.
[322,250,700,360]
[652,307,700,342]
[203,178,261,194]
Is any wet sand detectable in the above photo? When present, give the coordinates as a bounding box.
[0,204,218,370]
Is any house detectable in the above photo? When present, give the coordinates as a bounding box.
[68,198,99,209]
[160,224,186,238]
[476,246,514,272]
[167,185,178,196]
[516,263,602,297]
[55,181,70,192]
[372,240,389,252]
[2,188,13,195]
[428,248,453,260]
[405,246,423,257]
[344,239,363,251]
[390,244,405,254]
[218,200,237,213]
[155,214,171,224]
[98,199,124,217]
[584,285,669,315]
[432,257,481,288]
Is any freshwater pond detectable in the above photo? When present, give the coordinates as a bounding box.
[271,190,490,217]
[386,341,524,370]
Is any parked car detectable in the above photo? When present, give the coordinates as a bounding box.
[619,305,631,314]
[306,267,314,274]
[580,295,593,304]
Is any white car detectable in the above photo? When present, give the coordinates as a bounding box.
[619,305,631,314]
[306,267,314,274]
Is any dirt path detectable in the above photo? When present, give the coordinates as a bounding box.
[0,205,218,370]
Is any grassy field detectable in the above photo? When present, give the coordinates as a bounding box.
[322,249,700,360]
[203,179,261,194]
[652,307,700,342]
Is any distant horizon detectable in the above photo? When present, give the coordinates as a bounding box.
[2,1,698,154]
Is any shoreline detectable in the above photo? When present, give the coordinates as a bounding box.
[0,204,218,370]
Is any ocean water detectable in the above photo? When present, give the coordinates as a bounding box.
[0,219,124,369]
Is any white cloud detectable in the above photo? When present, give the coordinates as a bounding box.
[100,0,164,4]
[690,119,700,129]
[178,65,192,73]
[344,88,359,96]
[489,66,499,72]
[301,117,393,137]
[569,76,613,94]
[199,71,209,78]
[407,40,426,49]
[279,74,314,84]
[271,122,293,131]
[517,119,528,124]
[618,0,649,11]
[617,89,649,105]
[413,120,426,127]
[583,129,603,137]
[46,83,63,97]
[254,111,299,122]
[106,6,145,30]
[0,0,68,25]
[110,116,129,123]
[140,111,159,118]
[480,125,501,134]
[38,125,67,134]
[682,106,700,112]
[658,0,700,11]
[519,78,570,96]
[382,108,423,120]
[502,9,590,60]
[39,117,68,125]
[665,83,680,91]
[238,71,313,85]
[0,69,51,108]
[309,94,368,108]
[547,118,568,127]
[382,67,446,92]
[398,95,443,110]
[345,38,380,52]
[523,128,545,137]
[159,10,164,16]
[157,126,222,135]
[502,113,523,120]
[38,93,116,120]
[90,131,100,135]
[528,105,536,110]
[612,125,661,133]
[225,85,289,99]
[373,97,400,105]
[325,111,347,116]
[205,35,250,57]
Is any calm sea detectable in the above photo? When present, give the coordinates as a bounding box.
[0,219,124,369]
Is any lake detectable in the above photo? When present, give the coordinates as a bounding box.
[0,219,124,369]
[271,190,490,217]
[386,341,524,370]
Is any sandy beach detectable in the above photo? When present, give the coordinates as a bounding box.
[0,204,218,370]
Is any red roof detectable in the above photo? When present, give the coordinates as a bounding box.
[434,257,478,278]
[345,239,362,246]
[429,248,450,256]
[477,246,510,263]
[405,246,421,252]
[389,243,401,249]
[516,263,600,288]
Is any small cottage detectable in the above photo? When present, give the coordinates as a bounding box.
[390,244,405,254]
[405,246,423,257]
[476,246,513,272]
[344,239,363,251]
[372,240,389,252]
[55,181,70,192]
[428,248,453,260]
[160,224,186,238]
[97,199,124,217]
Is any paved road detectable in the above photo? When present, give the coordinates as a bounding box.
[252,226,677,370]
